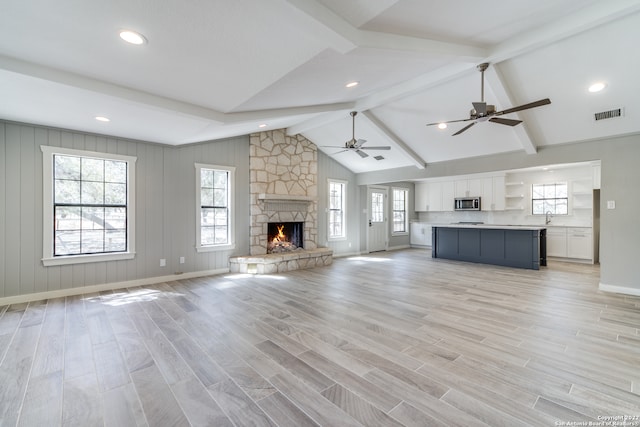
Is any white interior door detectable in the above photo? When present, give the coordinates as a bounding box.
[368,187,388,252]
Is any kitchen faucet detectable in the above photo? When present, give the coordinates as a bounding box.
[545,211,553,225]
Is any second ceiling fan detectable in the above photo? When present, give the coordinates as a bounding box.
[323,111,391,158]
[427,63,551,135]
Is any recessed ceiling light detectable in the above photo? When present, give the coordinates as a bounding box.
[345,81,359,88]
[258,123,267,128]
[119,30,147,45]
[588,82,606,93]
[438,123,447,130]
[95,116,110,122]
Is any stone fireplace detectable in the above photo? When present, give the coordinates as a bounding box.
[229,129,332,274]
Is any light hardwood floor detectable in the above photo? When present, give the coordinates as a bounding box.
[1,249,639,426]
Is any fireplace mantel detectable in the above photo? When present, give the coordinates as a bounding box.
[257,194,316,202]
[258,193,316,212]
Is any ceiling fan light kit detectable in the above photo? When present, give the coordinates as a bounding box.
[427,63,551,135]
[321,111,391,158]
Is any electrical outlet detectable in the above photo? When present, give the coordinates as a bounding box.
[179,257,185,264]
[160,258,166,267]
[607,200,616,209]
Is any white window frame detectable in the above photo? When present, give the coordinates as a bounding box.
[41,146,136,266]
[195,163,235,252]
[531,182,569,216]
[392,187,409,236]
[328,179,347,241]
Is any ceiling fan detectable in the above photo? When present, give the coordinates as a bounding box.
[323,111,391,158]
[426,63,551,136]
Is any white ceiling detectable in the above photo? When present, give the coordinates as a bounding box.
[1,0,639,174]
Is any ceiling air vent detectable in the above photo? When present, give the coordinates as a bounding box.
[594,107,623,121]
[374,155,385,161]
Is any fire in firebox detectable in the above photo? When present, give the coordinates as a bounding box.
[267,222,303,254]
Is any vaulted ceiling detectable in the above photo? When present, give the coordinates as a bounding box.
[1,0,639,173]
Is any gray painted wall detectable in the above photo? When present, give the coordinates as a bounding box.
[317,150,360,255]
[0,120,250,298]
[0,120,364,298]
[356,135,640,293]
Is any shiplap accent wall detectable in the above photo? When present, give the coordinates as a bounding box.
[0,120,250,298]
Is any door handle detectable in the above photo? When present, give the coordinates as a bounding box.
[369,220,372,227]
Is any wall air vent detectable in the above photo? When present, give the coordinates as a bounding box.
[374,155,385,161]
[594,108,623,121]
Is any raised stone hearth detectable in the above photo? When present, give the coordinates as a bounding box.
[229,248,333,274]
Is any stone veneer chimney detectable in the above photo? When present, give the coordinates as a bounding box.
[249,130,318,255]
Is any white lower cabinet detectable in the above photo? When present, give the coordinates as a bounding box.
[567,228,593,260]
[546,226,594,262]
[546,227,568,257]
[410,222,432,247]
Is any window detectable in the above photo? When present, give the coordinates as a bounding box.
[532,183,568,215]
[196,164,235,251]
[392,188,408,234]
[371,192,384,223]
[328,180,346,240]
[41,146,136,266]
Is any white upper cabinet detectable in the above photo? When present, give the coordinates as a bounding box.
[416,174,506,212]
[479,176,505,211]
[454,180,466,198]
[454,179,482,198]
[441,181,455,211]
[427,182,443,212]
[468,179,482,198]
[415,182,428,212]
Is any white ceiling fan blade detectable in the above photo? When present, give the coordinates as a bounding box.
[355,150,369,158]
[359,146,391,150]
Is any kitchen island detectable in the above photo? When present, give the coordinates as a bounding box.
[432,224,547,270]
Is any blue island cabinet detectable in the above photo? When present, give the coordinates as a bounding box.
[432,226,547,270]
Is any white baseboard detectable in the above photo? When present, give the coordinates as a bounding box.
[599,282,640,297]
[0,268,229,306]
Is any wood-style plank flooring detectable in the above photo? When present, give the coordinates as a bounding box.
[1,249,639,426]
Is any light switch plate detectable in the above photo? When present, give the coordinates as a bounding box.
[607,200,616,209]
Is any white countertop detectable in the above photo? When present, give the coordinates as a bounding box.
[432,224,547,231]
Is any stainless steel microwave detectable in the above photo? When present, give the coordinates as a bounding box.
[454,197,481,211]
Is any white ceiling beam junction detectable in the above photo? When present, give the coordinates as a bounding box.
[362,111,426,170]
[284,0,486,59]
[286,109,353,136]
